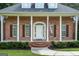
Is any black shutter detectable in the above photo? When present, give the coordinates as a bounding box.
[10,24,12,37]
[54,25,56,37]
[66,25,69,37]
[22,25,25,37]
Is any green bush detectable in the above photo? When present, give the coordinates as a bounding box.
[0,42,30,49]
[51,41,79,49]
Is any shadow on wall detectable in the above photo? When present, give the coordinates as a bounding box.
[0,21,1,41]
[77,21,79,40]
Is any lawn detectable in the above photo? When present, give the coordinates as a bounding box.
[0,50,41,56]
[55,48,79,51]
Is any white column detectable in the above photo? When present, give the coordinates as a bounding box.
[17,16,19,41]
[47,16,49,41]
[1,16,4,42]
[31,16,33,42]
[60,16,62,41]
[75,16,78,41]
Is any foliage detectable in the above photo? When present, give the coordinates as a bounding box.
[62,3,79,10]
[51,41,79,49]
[0,42,30,49]
[0,3,14,9]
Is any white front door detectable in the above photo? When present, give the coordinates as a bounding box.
[33,24,46,39]
[35,25,44,39]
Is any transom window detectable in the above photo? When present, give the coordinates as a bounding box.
[62,24,66,37]
[12,24,17,37]
[35,3,44,8]
[25,24,30,36]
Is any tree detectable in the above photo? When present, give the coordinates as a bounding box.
[0,3,14,9]
[62,3,79,10]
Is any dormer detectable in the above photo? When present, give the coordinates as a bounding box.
[35,3,44,8]
[21,3,31,8]
[21,3,58,9]
[48,3,58,9]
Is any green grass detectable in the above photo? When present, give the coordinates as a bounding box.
[55,48,79,51]
[0,50,41,56]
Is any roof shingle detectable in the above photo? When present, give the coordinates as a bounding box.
[0,3,78,13]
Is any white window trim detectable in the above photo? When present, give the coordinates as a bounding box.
[62,24,66,37]
[25,24,30,37]
[33,22,46,39]
[21,3,31,8]
[50,24,54,37]
[12,24,17,37]
[48,3,58,9]
[35,3,44,8]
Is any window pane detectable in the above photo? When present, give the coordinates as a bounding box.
[22,3,31,8]
[25,24,30,36]
[62,24,66,37]
[35,3,44,8]
[62,31,66,37]
[62,25,66,31]
[12,24,17,37]
[48,3,58,9]
[50,24,54,36]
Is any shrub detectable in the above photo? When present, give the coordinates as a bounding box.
[51,41,79,49]
[0,42,30,49]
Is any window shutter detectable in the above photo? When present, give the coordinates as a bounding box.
[10,24,12,37]
[54,25,56,37]
[22,25,25,37]
[66,25,69,37]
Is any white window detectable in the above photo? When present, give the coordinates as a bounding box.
[35,3,44,8]
[62,24,66,37]
[25,24,30,36]
[21,3,31,8]
[12,24,17,37]
[50,24,54,34]
[48,3,58,9]
[50,24,54,36]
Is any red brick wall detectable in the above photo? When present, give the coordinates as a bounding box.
[62,16,74,40]
[5,16,31,41]
[5,16,17,40]
[49,16,60,41]
[49,16,74,41]
[19,16,30,41]
[4,16,74,41]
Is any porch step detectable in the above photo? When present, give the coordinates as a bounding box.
[29,42,51,48]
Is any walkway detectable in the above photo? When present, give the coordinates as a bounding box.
[31,47,79,56]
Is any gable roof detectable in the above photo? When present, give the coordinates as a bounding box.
[0,3,78,13]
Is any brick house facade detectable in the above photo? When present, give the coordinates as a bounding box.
[0,3,79,47]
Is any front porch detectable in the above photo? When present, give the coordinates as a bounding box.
[0,15,78,42]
